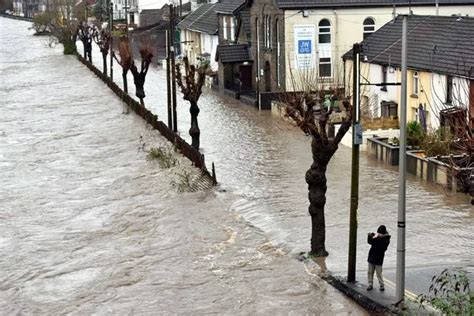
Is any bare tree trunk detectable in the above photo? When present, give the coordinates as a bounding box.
[189,100,200,150]
[306,137,336,257]
[122,70,128,93]
[102,51,107,76]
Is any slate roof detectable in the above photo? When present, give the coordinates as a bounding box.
[343,15,474,79]
[140,9,167,28]
[277,0,474,9]
[177,3,218,35]
[214,0,246,15]
[216,44,252,63]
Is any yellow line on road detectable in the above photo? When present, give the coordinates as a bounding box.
[384,278,419,300]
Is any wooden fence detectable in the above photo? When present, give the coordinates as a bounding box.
[75,53,217,185]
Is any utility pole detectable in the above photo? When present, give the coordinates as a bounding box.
[347,43,361,283]
[125,0,128,34]
[170,4,178,133]
[166,29,172,129]
[109,0,114,81]
[396,15,408,308]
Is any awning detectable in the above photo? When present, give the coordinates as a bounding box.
[216,44,251,63]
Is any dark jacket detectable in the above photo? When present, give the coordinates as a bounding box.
[367,233,391,265]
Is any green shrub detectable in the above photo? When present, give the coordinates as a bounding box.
[407,121,424,147]
[63,39,77,55]
[31,12,55,34]
[146,146,178,169]
[421,128,453,157]
[418,268,472,315]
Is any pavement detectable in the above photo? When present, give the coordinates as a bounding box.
[326,264,474,314]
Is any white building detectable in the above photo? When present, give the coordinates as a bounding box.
[343,15,474,131]
[279,0,474,90]
[178,2,219,71]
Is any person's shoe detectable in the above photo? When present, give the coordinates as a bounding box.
[367,286,373,291]
[380,287,385,291]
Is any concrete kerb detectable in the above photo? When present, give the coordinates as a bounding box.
[322,274,397,315]
[73,52,217,185]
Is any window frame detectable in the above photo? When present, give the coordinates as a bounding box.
[318,19,331,44]
[446,75,453,104]
[363,17,375,40]
[381,65,388,91]
[413,71,419,96]
[319,57,332,78]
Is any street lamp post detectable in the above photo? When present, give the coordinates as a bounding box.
[396,15,408,308]
[348,43,361,283]
[109,0,114,81]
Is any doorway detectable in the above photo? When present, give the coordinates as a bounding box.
[264,61,271,92]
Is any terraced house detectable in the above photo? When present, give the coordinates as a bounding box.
[178,2,219,72]
[279,0,474,91]
[211,0,474,110]
[343,14,474,132]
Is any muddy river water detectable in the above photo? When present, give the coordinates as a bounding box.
[1,18,472,314]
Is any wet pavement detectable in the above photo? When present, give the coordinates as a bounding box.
[1,17,472,314]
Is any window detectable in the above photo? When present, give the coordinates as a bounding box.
[276,20,281,86]
[263,16,272,48]
[267,17,271,48]
[256,17,260,79]
[381,66,387,91]
[230,18,235,41]
[319,57,331,77]
[318,19,331,44]
[363,17,375,40]
[446,75,453,104]
[413,71,419,96]
[223,16,227,40]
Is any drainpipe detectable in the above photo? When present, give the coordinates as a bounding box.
[333,10,338,82]
[435,0,439,16]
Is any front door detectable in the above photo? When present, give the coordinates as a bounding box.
[239,65,253,91]
[264,61,271,92]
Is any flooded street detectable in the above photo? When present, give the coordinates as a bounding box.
[1,17,472,314]
[0,18,365,314]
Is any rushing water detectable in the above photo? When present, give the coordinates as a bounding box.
[90,33,472,272]
[1,18,472,314]
[0,18,368,314]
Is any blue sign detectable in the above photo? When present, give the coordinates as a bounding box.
[298,40,312,54]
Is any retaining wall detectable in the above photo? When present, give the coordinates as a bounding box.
[368,137,470,192]
[75,53,217,185]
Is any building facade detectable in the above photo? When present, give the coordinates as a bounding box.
[178,2,219,71]
[343,15,474,130]
[279,0,474,91]
[249,0,285,93]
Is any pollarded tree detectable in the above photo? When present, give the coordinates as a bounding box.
[92,26,111,76]
[284,88,352,257]
[130,47,153,105]
[175,56,208,150]
[112,36,132,94]
[76,21,93,62]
